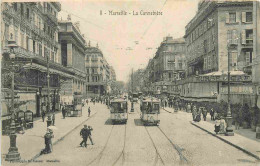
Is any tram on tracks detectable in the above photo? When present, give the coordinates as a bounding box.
[140,98,160,126]
[62,92,83,117]
[110,98,128,124]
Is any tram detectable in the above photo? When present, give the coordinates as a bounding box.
[140,98,160,126]
[62,92,83,117]
[110,98,128,124]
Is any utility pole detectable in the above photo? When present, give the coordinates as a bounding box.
[131,68,134,112]
[46,54,52,127]
[225,45,234,136]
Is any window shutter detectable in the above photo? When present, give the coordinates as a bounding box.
[246,52,250,65]
[242,12,246,23]
[232,30,238,44]
[241,30,246,44]
[227,30,231,44]
[226,12,229,23]
[236,12,239,22]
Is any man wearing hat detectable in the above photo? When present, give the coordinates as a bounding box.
[80,125,90,147]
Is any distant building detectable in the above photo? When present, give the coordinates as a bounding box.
[150,36,186,96]
[85,44,112,97]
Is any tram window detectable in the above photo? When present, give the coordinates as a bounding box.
[153,104,159,110]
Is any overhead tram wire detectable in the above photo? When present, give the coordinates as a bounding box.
[61,9,105,30]
[140,0,168,39]
[127,0,168,65]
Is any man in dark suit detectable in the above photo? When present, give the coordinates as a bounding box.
[80,125,90,147]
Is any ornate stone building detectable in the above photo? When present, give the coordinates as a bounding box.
[1,2,63,117]
[182,0,255,104]
[58,20,86,99]
[85,44,112,97]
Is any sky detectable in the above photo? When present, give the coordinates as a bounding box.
[59,0,200,82]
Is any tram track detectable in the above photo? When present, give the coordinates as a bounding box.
[138,104,188,165]
[86,124,115,166]
[111,123,127,166]
[86,122,127,166]
[144,126,165,166]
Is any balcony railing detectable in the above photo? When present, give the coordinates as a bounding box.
[43,9,58,25]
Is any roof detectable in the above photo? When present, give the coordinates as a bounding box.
[142,98,160,103]
[110,98,127,103]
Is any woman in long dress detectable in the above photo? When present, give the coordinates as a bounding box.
[219,116,226,134]
[214,117,221,134]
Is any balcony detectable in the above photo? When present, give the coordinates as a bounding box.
[43,9,58,25]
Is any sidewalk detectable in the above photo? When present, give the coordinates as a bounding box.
[1,103,106,163]
[163,107,260,160]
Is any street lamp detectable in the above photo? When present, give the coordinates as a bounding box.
[46,54,52,127]
[5,37,21,161]
[225,44,234,136]
[131,68,134,112]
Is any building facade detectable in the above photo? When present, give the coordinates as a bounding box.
[1,2,63,117]
[145,36,186,96]
[58,20,86,99]
[85,44,112,97]
[182,0,255,105]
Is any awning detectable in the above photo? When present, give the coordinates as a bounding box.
[23,63,74,79]
[203,71,246,76]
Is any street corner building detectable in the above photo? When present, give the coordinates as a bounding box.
[85,43,116,97]
[1,2,117,128]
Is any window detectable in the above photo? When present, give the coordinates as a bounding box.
[4,24,9,47]
[20,32,24,48]
[21,3,24,16]
[39,43,42,56]
[230,52,238,70]
[227,30,238,45]
[246,12,252,22]
[242,12,253,23]
[13,3,17,11]
[204,57,207,70]
[207,56,211,69]
[226,12,237,23]
[26,36,29,50]
[179,63,183,70]
[33,40,36,53]
[26,8,30,20]
[245,52,252,65]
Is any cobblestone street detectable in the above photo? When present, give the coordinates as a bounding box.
[2,103,258,166]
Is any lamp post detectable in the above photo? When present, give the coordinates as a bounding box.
[225,44,234,136]
[5,38,21,161]
[46,55,52,127]
[131,68,134,112]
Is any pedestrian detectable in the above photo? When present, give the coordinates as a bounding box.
[52,113,55,126]
[42,129,53,154]
[213,110,218,121]
[192,106,197,121]
[195,107,202,122]
[86,99,89,105]
[219,116,226,134]
[80,125,90,147]
[202,107,207,121]
[88,126,94,145]
[93,99,95,105]
[42,110,46,122]
[88,107,91,117]
[210,108,214,121]
[214,116,221,134]
[234,113,240,130]
[62,105,66,119]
